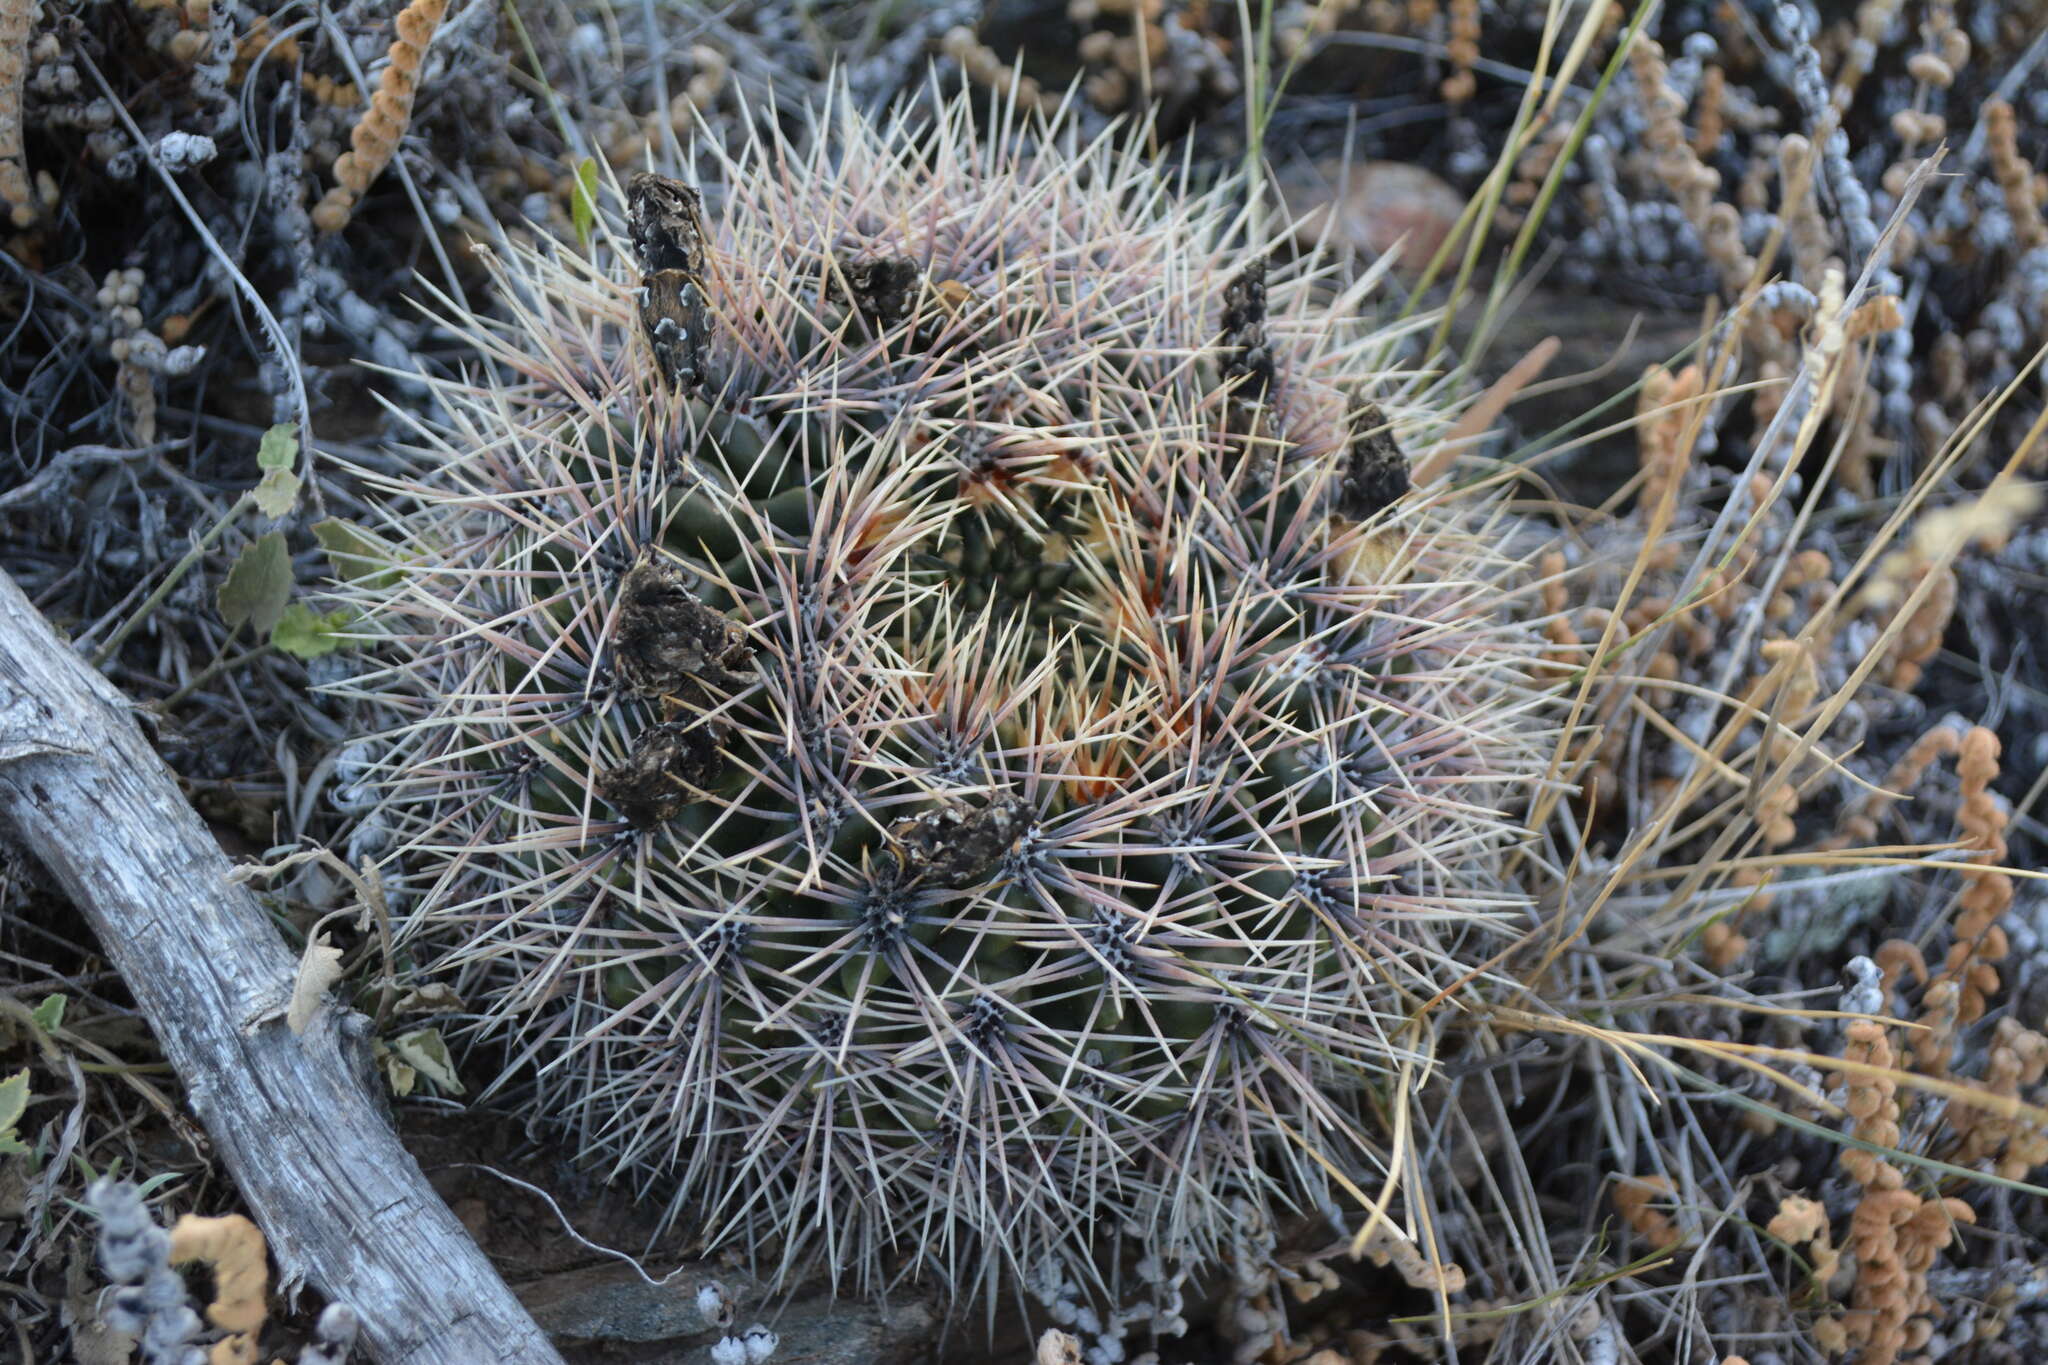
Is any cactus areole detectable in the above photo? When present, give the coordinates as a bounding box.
[333,88,1550,1310]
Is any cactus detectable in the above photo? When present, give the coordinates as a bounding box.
[330,86,1553,1303]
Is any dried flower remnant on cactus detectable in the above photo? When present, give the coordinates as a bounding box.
[1336,402,1412,520]
[611,549,754,701]
[596,720,730,829]
[332,85,1550,1306]
[826,254,923,330]
[888,795,1032,889]
[1217,254,1273,407]
[629,171,711,275]
[628,172,714,392]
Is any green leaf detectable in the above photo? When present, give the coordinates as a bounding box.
[250,424,303,518]
[375,1042,416,1098]
[257,423,298,471]
[272,604,353,660]
[29,993,64,1033]
[0,1070,29,1157]
[312,520,400,589]
[252,468,301,519]
[389,1027,464,1096]
[217,532,293,636]
[392,983,465,1016]
[571,157,600,247]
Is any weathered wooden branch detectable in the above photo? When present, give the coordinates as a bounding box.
[0,569,565,1365]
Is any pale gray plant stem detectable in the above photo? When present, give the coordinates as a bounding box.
[75,52,320,514]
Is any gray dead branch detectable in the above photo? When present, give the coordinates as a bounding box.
[0,568,566,1365]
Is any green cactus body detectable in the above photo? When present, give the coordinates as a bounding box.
[333,89,1553,1301]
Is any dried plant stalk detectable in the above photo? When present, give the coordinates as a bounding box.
[0,0,33,227]
[312,0,447,233]
[1985,100,2045,252]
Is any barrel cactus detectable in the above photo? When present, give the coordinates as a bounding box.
[333,88,1552,1303]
